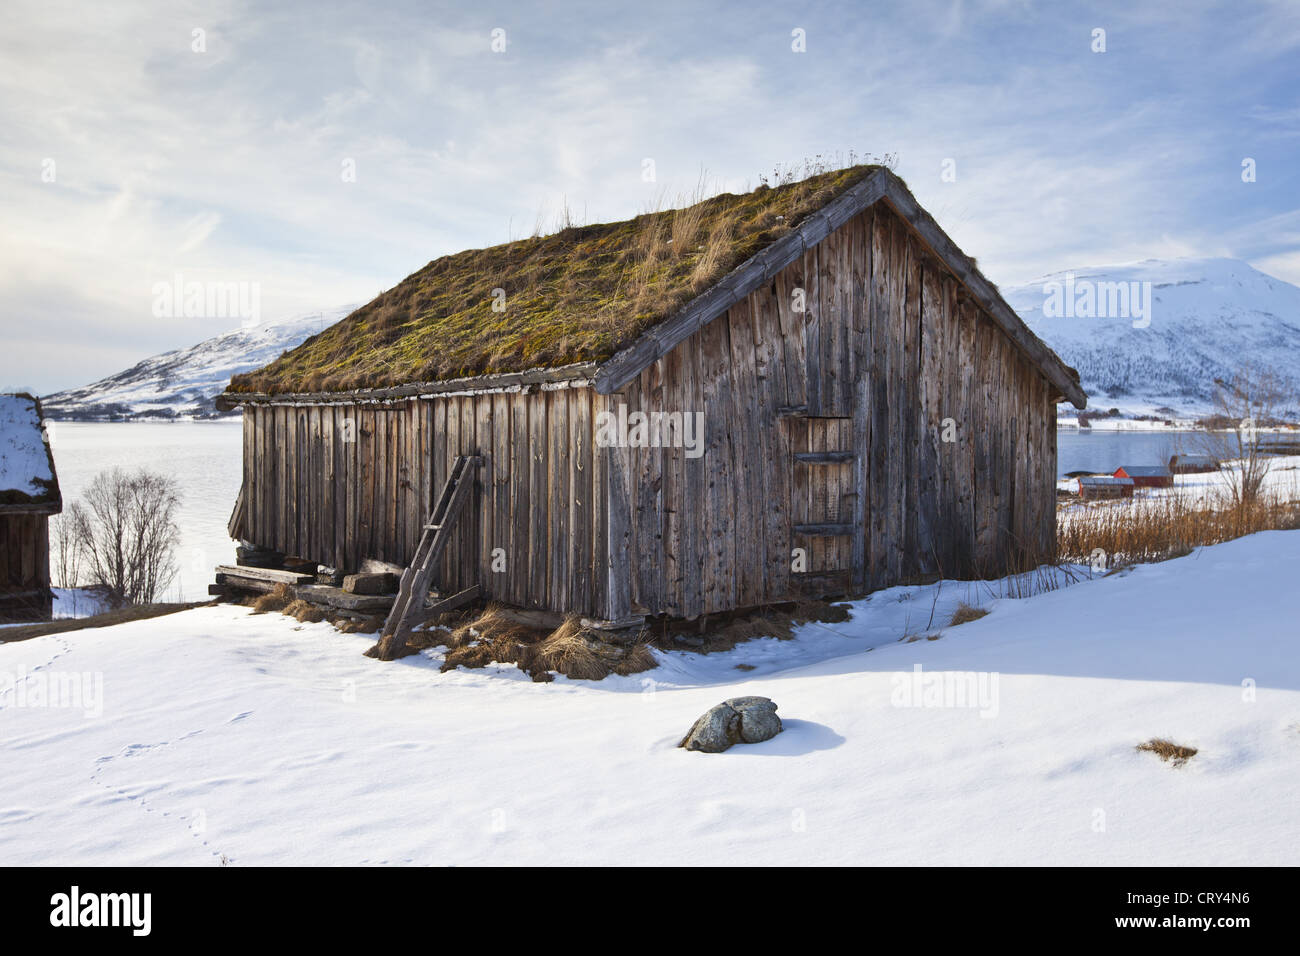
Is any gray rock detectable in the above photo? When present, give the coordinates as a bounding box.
[678,696,782,752]
[727,696,782,744]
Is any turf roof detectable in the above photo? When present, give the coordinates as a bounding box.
[227,165,880,395]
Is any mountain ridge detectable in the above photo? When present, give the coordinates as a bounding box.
[1004,257,1300,419]
[42,257,1300,423]
[42,306,357,421]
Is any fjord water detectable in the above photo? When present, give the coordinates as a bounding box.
[47,421,243,601]
[43,422,1201,601]
[1055,429,1203,476]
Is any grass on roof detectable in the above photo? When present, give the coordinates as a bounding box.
[228,164,881,395]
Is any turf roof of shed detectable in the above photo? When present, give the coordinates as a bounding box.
[227,165,880,395]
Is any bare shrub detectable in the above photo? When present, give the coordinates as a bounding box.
[50,501,88,588]
[74,468,181,605]
[1198,363,1292,511]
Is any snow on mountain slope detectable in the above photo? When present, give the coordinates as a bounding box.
[41,306,357,420]
[1004,258,1300,419]
[40,257,1300,422]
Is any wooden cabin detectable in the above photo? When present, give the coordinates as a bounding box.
[217,166,1086,624]
[1114,464,1174,489]
[0,394,61,620]
[1168,454,1218,475]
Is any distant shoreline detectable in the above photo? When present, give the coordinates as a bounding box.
[44,414,241,424]
[1058,418,1300,433]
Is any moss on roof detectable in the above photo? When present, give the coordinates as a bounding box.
[228,165,880,395]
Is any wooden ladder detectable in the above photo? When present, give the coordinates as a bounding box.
[373,455,481,660]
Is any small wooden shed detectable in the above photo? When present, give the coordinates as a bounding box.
[1168,454,1219,475]
[218,166,1086,623]
[0,394,61,620]
[1076,476,1135,500]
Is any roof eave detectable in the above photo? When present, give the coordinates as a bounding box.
[216,361,599,409]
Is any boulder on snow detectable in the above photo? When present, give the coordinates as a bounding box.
[678,696,782,753]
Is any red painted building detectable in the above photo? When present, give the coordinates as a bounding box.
[1113,465,1174,489]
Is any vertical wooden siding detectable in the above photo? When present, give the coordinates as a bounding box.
[241,388,610,616]
[616,201,1058,618]
[0,514,51,590]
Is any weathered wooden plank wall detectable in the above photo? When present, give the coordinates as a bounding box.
[0,514,51,590]
[241,388,610,616]
[613,201,1057,618]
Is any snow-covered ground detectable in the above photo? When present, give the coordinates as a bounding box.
[2,530,1297,866]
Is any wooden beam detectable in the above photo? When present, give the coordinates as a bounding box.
[494,606,566,631]
[403,584,481,630]
[226,484,246,539]
[214,564,314,585]
[295,585,395,612]
[217,363,598,410]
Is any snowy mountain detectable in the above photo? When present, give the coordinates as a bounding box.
[41,257,1300,422]
[1003,258,1300,420]
[42,306,357,420]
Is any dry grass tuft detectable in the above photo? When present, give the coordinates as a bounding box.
[435,604,543,673]
[650,600,851,654]
[1137,738,1198,767]
[612,640,657,676]
[949,602,989,626]
[282,599,327,624]
[244,585,383,633]
[531,617,608,681]
[418,605,656,681]
[250,583,293,614]
[335,614,383,634]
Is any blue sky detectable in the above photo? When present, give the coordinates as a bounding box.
[3,0,1298,393]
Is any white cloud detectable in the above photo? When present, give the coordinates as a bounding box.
[2,0,1298,392]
